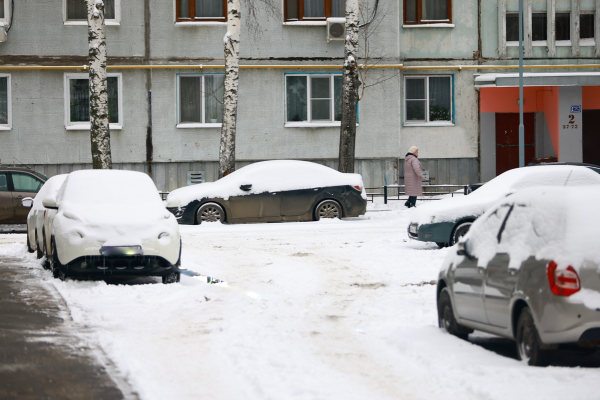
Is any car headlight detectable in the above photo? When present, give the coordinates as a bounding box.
[409,224,418,234]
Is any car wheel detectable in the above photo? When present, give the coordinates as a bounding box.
[438,287,473,340]
[450,221,472,246]
[27,234,34,253]
[436,242,449,248]
[515,307,552,366]
[35,233,44,259]
[314,200,341,220]
[41,232,51,270]
[196,203,225,224]
[51,240,66,280]
[162,272,180,284]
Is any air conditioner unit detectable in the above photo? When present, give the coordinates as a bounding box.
[0,26,7,43]
[326,18,346,42]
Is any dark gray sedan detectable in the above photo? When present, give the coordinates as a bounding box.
[166,160,367,225]
[437,186,600,366]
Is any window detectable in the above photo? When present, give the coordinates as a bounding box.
[404,0,451,25]
[64,73,122,130]
[404,76,452,125]
[176,0,226,22]
[0,1,4,19]
[580,13,595,41]
[555,12,570,41]
[0,173,7,191]
[177,74,224,126]
[64,0,119,25]
[284,0,345,22]
[532,13,547,41]
[0,75,10,129]
[285,74,343,126]
[11,173,44,193]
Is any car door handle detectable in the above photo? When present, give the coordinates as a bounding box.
[477,266,485,274]
[15,196,24,199]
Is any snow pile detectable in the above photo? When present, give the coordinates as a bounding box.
[412,165,600,225]
[168,160,366,206]
[466,186,600,272]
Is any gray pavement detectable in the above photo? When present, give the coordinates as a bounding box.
[0,254,137,400]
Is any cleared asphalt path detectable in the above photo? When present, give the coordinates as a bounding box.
[0,255,137,400]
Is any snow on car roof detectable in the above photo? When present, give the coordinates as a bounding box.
[466,185,600,272]
[412,165,600,225]
[168,160,366,206]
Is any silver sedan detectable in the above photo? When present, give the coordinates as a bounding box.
[436,186,600,366]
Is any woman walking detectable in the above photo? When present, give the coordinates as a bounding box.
[404,145,426,208]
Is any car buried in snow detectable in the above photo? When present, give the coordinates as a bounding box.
[408,164,600,248]
[436,186,600,366]
[40,170,182,284]
[166,160,367,225]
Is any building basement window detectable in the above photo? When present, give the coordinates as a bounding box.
[285,74,343,126]
[285,0,345,22]
[176,0,226,22]
[65,0,119,24]
[177,74,225,126]
[404,0,452,25]
[404,76,452,125]
[64,73,122,130]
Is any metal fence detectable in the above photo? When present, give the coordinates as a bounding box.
[366,184,469,204]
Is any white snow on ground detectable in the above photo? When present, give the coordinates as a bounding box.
[1,196,599,400]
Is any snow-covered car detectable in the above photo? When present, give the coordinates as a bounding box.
[166,160,367,225]
[22,174,68,258]
[42,170,182,284]
[408,164,600,247]
[436,186,600,366]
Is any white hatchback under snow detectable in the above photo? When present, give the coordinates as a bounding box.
[39,170,182,284]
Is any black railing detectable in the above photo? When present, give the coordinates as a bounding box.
[366,184,469,204]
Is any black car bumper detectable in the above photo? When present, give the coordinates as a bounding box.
[58,255,180,278]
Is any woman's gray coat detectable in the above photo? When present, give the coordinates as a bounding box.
[404,154,426,196]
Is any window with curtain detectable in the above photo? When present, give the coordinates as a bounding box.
[178,74,225,125]
[177,0,226,21]
[404,0,451,24]
[66,0,116,20]
[405,76,452,124]
[0,76,8,125]
[66,74,121,128]
[285,0,345,21]
[286,74,343,124]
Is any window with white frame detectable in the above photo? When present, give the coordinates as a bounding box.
[285,74,343,125]
[404,76,452,125]
[555,12,570,42]
[0,75,11,129]
[0,0,5,21]
[580,12,595,43]
[64,73,122,130]
[404,0,452,25]
[177,0,226,22]
[64,0,119,25]
[284,0,345,22]
[506,12,575,44]
[177,74,225,126]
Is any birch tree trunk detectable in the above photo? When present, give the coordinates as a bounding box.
[338,0,359,174]
[88,0,112,169]
[218,0,241,178]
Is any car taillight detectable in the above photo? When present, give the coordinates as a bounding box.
[546,261,580,296]
[353,185,362,191]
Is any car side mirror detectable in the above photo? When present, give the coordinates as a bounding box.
[166,198,181,208]
[456,240,473,259]
[21,197,34,208]
[240,184,252,191]
[42,197,58,210]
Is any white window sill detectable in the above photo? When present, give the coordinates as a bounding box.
[556,40,572,47]
[64,20,121,26]
[283,21,327,26]
[285,121,342,128]
[580,38,596,46]
[0,125,11,130]
[402,23,455,28]
[175,21,226,26]
[404,122,454,127]
[532,40,548,47]
[66,124,122,131]
[177,123,222,128]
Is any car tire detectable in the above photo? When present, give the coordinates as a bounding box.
[196,203,225,224]
[515,307,552,366]
[438,287,473,340]
[162,272,180,284]
[51,240,66,280]
[436,242,449,248]
[35,233,44,259]
[314,200,342,221]
[450,221,473,246]
[41,232,51,270]
[27,234,34,253]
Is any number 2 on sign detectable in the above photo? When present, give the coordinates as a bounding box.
[568,114,575,124]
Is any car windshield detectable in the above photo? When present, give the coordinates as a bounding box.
[60,170,161,207]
